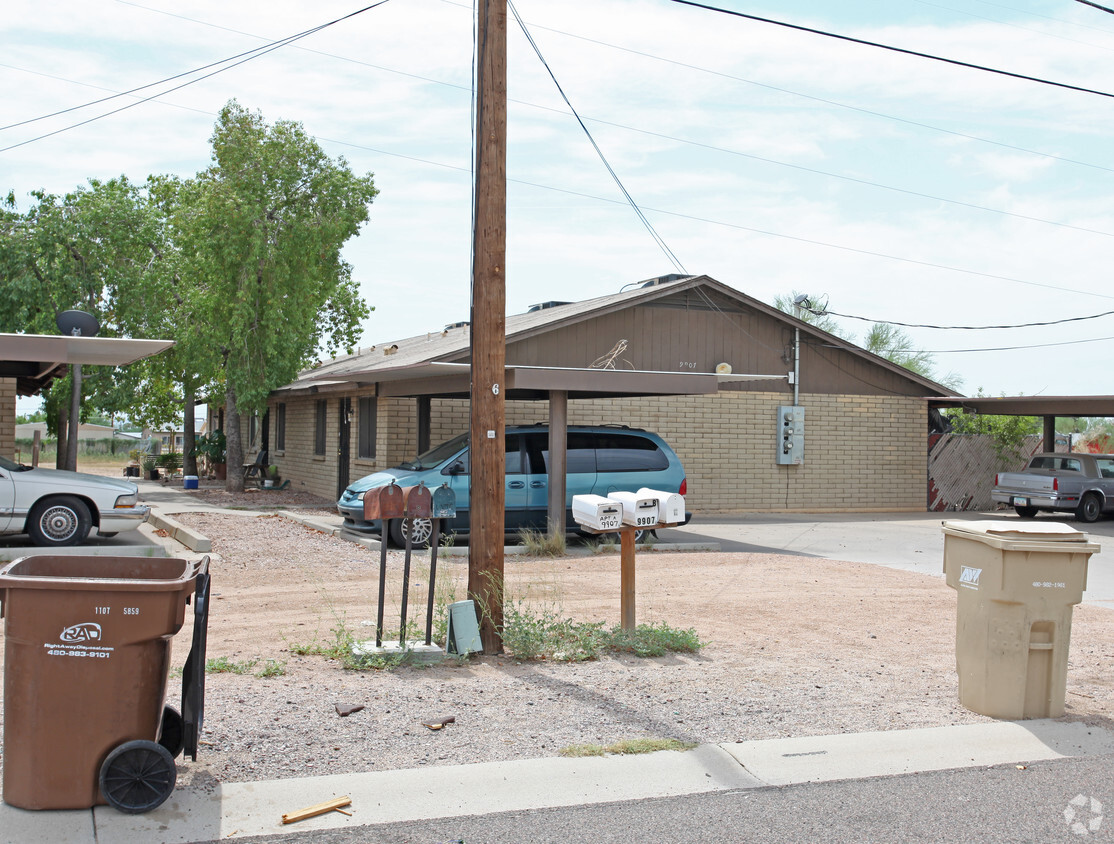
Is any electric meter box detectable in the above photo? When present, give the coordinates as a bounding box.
[637,488,685,524]
[607,491,660,528]
[572,495,623,531]
[777,405,805,466]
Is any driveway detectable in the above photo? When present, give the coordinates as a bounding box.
[659,511,1114,609]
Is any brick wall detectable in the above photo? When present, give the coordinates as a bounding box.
[0,379,15,459]
[273,389,928,512]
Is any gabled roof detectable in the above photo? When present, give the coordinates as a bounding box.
[289,274,960,398]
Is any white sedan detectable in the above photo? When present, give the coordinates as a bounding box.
[0,455,150,546]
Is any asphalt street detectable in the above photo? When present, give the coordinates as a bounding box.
[209,754,1114,844]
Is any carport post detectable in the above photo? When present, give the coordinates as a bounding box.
[1043,416,1057,452]
[547,390,567,538]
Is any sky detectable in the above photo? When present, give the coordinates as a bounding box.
[5,0,1114,415]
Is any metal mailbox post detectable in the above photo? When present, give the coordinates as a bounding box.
[364,483,405,648]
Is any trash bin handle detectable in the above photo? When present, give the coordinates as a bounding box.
[187,555,210,581]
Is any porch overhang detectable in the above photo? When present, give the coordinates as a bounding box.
[0,333,175,395]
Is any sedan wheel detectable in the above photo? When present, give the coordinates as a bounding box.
[1076,494,1103,524]
[28,496,92,547]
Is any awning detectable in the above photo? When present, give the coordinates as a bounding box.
[929,395,1114,417]
[0,333,176,395]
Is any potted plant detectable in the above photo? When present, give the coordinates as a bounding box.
[191,432,227,480]
[125,449,141,478]
[142,455,159,480]
[263,464,281,489]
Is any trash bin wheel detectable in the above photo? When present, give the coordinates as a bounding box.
[159,705,185,758]
[99,740,177,814]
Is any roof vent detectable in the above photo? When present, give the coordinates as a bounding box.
[527,301,572,313]
[444,321,470,331]
[640,273,688,288]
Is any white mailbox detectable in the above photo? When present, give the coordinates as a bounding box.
[637,488,685,524]
[607,491,660,528]
[572,494,623,531]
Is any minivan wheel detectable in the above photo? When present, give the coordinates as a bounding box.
[390,517,433,548]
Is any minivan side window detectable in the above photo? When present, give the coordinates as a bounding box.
[442,435,523,475]
[525,432,596,474]
[595,434,669,472]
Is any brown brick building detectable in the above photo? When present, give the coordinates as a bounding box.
[245,275,958,513]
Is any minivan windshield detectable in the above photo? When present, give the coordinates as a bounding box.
[398,433,468,471]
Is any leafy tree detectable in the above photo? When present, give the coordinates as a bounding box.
[179,102,377,490]
[862,323,963,391]
[0,179,165,467]
[945,389,1041,461]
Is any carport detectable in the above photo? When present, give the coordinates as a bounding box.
[0,333,175,459]
[300,361,784,535]
[931,396,1114,451]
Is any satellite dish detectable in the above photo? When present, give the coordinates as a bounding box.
[56,310,100,337]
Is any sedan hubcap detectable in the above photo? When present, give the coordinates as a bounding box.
[42,506,78,541]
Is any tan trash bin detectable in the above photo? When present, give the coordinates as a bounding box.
[942,520,1099,720]
[0,555,210,812]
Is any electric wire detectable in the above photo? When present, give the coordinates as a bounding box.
[668,0,1114,100]
[803,308,1114,330]
[507,0,687,275]
[864,334,1114,354]
[0,1,391,154]
[1075,0,1114,16]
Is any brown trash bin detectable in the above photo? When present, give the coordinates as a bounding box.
[0,555,209,812]
[942,520,1099,720]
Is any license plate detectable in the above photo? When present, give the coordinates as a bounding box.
[1012,496,1029,507]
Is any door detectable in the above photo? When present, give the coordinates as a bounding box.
[0,467,13,533]
[441,435,529,533]
[524,432,597,529]
[336,398,351,499]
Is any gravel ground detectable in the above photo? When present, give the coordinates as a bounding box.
[2,505,1112,793]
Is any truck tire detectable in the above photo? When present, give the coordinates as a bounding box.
[1076,493,1103,523]
[1013,505,1038,519]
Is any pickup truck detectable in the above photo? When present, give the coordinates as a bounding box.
[992,452,1114,522]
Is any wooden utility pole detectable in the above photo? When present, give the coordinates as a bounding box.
[468,0,508,653]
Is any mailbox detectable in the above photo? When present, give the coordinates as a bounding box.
[401,484,432,518]
[608,491,659,528]
[363,482,405,521]
[637,488,685,524]
[572,494,622,531]
[431,484,457,519]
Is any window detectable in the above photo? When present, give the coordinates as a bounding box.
[358,397,377,459]
[276,403,286,452]
[314,400,327,455]
[595,434,669,472]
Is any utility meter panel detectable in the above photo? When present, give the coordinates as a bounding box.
[777,405,804,465]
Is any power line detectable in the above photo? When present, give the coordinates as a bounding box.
[507,0,687,275]
[668,0,1114,100]
[881,335,1114,354]
[804,307,1114,330]
[0,2,391,154]
[1074,0,1114,16]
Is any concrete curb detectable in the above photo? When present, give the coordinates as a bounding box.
[4,720,1111,844]
[146,509,212,553]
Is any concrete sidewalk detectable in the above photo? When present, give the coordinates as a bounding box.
[2,720,1111,844]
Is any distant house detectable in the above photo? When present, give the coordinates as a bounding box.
[219,275,961,514]
[16,422,139,441]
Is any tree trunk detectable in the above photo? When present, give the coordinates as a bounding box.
[183,380,198,477]
[224,383,245,493]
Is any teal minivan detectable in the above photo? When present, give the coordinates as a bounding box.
[337,425,688,546]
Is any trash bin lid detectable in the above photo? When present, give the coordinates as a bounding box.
[942,520,1101,553]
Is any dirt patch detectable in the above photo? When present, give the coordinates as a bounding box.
[2,511,1112,789]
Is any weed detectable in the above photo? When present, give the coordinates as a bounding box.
[517,528,567,557]
[205,656,258,675]
[559,737,696,757]
[605,622,704,657]
[254,659,287,678]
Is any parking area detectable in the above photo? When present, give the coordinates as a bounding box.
[659,511,1114,609]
